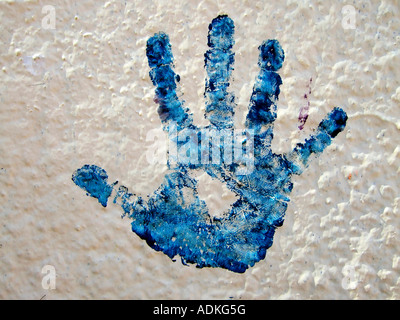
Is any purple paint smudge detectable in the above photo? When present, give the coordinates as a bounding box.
[298,77,312,130]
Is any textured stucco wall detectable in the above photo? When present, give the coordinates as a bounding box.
[0,0,399,299]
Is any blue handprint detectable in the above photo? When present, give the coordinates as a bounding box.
[72,15,347,273]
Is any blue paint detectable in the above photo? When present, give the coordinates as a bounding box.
[298,78,312,130]
[72,15,348,273]
[72,164,115,207]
